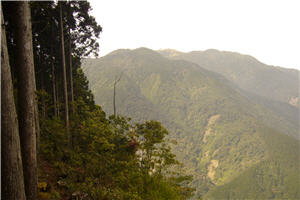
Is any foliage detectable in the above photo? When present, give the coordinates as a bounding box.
[3,0,299,198]
[39,104,195,199]
[3,1,194,199]
[82,47,300,199]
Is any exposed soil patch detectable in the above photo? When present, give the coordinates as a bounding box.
[203,114,220,143]
[207,160,219,181]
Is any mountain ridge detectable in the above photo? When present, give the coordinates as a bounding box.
[82,47,299,199]
[158,48,299,71]
[158,48,299,107]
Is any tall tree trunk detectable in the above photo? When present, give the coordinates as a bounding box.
[35,73,41,173]
[68,33,75,148]
[34,90,40,182]
[52,60,58,117]
[67,5,75,117]
[1,8,27,200]
[113,80,117,116]
[41,68,46,119]
[12,2,38,200]
[69,34,75,115]
[51,25,58,117]
[56,73,60,117]
[60,2,70,146]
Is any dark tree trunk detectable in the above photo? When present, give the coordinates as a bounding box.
[68,33,75,147]
[41,70,46,119]
[35,76,41,175]
[52,60,58,117]
[51,25,58,117]
[1,8,27,200]
[56,73,60,117]
[12,2,38,200]
[60,2,70,145]
[69,35,75,115]
[34,91,40,180]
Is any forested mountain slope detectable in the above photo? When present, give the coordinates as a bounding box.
[159,49,299,108]
[158,49,299,140]
[82,48,300,199]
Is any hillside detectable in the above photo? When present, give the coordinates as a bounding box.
[82,48,300,199]
[158,49,299,108]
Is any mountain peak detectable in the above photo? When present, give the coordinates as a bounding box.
[107,48,131,56]
[106,47,162,58]
[157,48,183,57]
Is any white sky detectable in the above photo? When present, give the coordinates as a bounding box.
[89,0,300,70]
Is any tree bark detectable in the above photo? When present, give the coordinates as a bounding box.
[56,72,60,117]
[68,33,75,148]
[51,25,58,117]
[60,2,70,146]
[52,60,58,117]
[41,68,46,119]
[67,5,75,116]
[12,2,38,200]
[1,8,27,200]
[69,34,75,115]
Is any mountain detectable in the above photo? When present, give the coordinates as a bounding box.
[82,48,300,199]
[158,49,299,108]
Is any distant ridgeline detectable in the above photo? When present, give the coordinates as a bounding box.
[82,48,300,199]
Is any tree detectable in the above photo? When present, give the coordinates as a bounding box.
[1,7,26,200]
[51,27,58,117]
[68,31,75,115]
[59,2,71,146]
[28,0,101,121]
[12,2,38,199]
[135,120,177,174]
[113,73,123,116]
[3,2,196,199]
[67,4,75,116]
[64,0,102,117]
[135,120,195,199]
[67,1,102,58]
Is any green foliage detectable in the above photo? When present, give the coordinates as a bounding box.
[39,99,195,199]
[82,47,300,199]
[4,1,196,199]
[136,121,178,174]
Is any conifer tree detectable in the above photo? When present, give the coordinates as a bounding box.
[1,7,26,200]
[11,2,38,199]
[59,2,71,146]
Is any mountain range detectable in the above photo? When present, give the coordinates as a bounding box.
[82,47,299,199]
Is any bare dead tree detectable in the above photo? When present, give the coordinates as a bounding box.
[113,72,123,116]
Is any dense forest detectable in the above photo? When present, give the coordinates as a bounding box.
[1,1,195,199]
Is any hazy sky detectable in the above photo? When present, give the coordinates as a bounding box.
[89,0,300,70]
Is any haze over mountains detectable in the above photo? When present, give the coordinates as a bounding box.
[159,48,299,107]
[82,47,299,199]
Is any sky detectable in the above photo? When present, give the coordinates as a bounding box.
[89,0,300,70]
